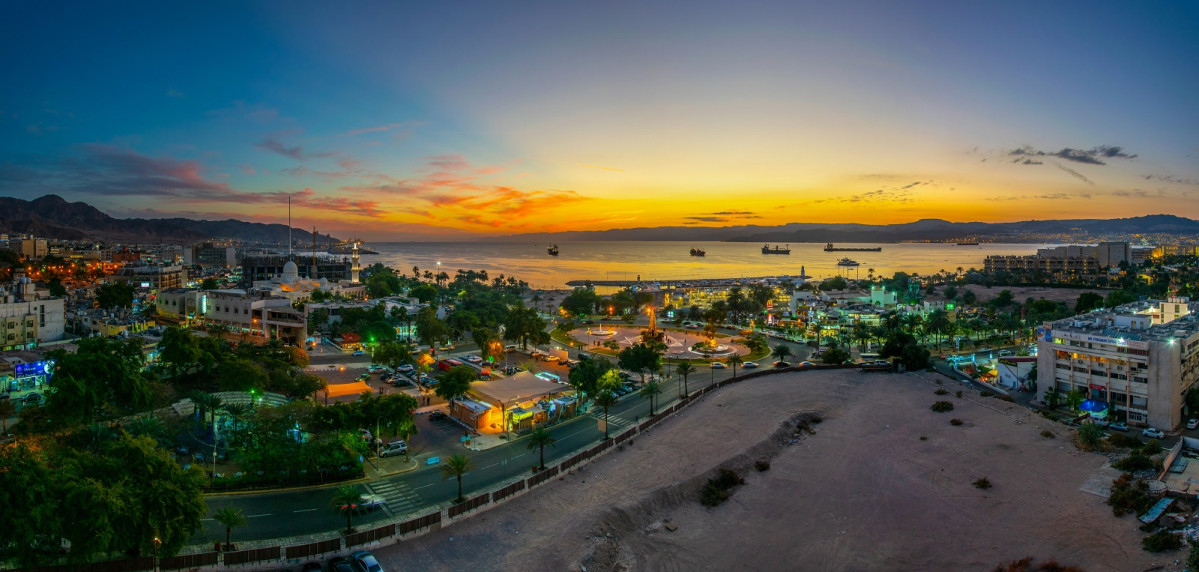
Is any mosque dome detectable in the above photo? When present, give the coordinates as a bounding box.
[281,260,299,283]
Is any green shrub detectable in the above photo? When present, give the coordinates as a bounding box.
[980,390,994,398]
[1108,433,1143,449]
[1108,473,1154,516]
[956,390,963,398]
[1076,423,1104,449]
[1142,530,1183,552]
[931,401,954,413]
[754,460,771,472]
[700,468,746,507]
[934,388,948,395]
[1041,430,1055,439]
[973,477,992,489]
[950,418,964,426]
[1141,439,1163,456]
[1113,453,1155,472]
[919,435,928,441]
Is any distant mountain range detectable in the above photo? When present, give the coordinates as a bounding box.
[0,195,337,245]
[503,215,1199,243]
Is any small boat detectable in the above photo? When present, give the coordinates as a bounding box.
[547,244,559,256]
[956,241,979,246]
[690,248,706,257]
[836,258,861,267]
[761,244,791,255]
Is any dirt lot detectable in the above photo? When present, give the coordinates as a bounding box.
[372,370,1166,572]
[952,284,1105,306]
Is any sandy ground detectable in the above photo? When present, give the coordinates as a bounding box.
[370,370,1167,572]
[954,284,1104,305]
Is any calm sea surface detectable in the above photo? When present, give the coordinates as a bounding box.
[362,241,1052,290]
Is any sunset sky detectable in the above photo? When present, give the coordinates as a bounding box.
[1,2,1197,240]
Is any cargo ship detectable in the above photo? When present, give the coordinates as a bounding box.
[547,244,559,256]
[824,243,882,252]
[761,244,791,255]
[690,248,706,256]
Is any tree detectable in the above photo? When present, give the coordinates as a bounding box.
[618,343,662,385]
[594,390,618,440]
[675,362,695,398]
[526,427,558,470]
[332,485,365,534]
[201,277,220,290]
[212,507,246,550]
[772,344,792,363]
[435,365,475,404]
[414,306,449,348]
[821,346,851,365]
[0,398,15,432]
[851,321,871,354]
[561,288,601,317]
[926,310,951,350]
[727,354,744,378]
[640,380,662,415]
[1075,292,1104,313]
[569,357,613,410]
[95,282,136,310]
[373,340,414,373]
[503,306,550,350]
[440,454,475,503]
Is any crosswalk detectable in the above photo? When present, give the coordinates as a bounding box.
[365,479,422,517]
[589,411,636,431]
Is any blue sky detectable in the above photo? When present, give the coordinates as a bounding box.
[1,1,1196,239]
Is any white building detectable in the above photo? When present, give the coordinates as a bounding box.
[250,260,366,303]
[1037,296,1199,430]
[0,274,65,349]
[156,287,306,345]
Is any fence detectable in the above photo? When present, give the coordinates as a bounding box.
[285,538,342,560]
[398,511,442,535]
[492,480,526,501]
[223,546,280,566]
[160,551,219,570]
[31,557,154,572]
[345,524,396,547]
[527,465,560,486]
[447,492,490,518]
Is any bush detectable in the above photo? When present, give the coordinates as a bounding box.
[992,557,1085,572]
[1076,423,1104,449]
[956,390,963,398]
[700,468,746,507]
[1108,433,1143,449]
[931,401,954,413]
[934,388,948,395]
[1040,430,1055,439]
[754,460,771,472]
[1113,453,1155,472]
[1108,473,1154,516]
[1141,439,1163,456]
[980,390,994,398]
[1142,530,1183,553]
[950,418,964,426]
[973,477,992,489]
[919,435,928,441]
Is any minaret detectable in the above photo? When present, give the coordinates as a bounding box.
[351,241,361,284]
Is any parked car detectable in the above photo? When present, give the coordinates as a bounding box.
[998,349,1014,357]
[465,355,483,364]
[742,362,759,369]
[710,362,726,369]
[1188,419,1199,430]
[1143,427,1165,439]
[1109,421,1129,432]
[429,411,448,422]
[379,440,408,458]
[773,361,791,368]
[397,364,415,373]
[352,550,384,572]
[329,556,357,572]
[339,494,386,514]
[367,364,383,372]
[798,361,816,368]
[22,392,42,404]
[352,350,366,357]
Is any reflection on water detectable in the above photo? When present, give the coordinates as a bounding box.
[363,241,1049,289]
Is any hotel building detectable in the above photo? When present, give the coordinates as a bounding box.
[1036,296,1199,430]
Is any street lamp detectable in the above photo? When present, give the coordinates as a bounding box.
[152,536,161,572]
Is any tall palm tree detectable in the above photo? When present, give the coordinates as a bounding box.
[412,265,420,280]
[126,415,164,440]
[594,390,618,440]
[525,427,558,471]
[220,403,250,433]
[675,362,695,398]
[440,454,475,503]
[640,380,662,415]
[332,485,365,534]
[728,354,744,379]
[926,310,951,350]
[212,507,246,550]
[852,321,871,355]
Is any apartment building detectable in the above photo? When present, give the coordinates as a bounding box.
[156,288,306,345]
[109,264,187,291]
[0,275,66,349]
[1036,296,1199,430]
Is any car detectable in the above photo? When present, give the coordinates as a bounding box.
[379,440,408,458]
[998,349,1014,357]
[329,556,357,572]
[352,550,384,572]
[799,361,816,368]
[429,411,448,422]
[21,392,42,404]
[352,350,366,357]
[1109,422,1129,432]
[367,364,383,372]
[710,362,726,369]
[1142,427,1165,439]
[563,359,580,368]
[339,494,386,514]
[465,355,483,364]
[773,361,791,368]
[742,362,759,369]
[356,373,370,382]
[397,364,415,373]
[1188,419,1199,430]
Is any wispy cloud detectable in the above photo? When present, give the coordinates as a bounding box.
[1008,144,1137,166]
[256,138,307,161]
[1054,162,1094,185]
[1144,174,1198,186]
[342,121,422,136]
[986,192,1093,202]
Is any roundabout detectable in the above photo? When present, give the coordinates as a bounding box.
[570,325,750,360]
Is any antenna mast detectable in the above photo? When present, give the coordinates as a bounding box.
[288,194,292,256]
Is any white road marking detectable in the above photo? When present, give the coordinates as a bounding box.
[247,513,271,518]
[481,463,498,470]
[293,508,318,513]
[414,483,435,490]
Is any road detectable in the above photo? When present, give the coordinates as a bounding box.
[197,332,810,543]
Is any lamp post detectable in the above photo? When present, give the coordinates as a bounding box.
[152,536,161,572]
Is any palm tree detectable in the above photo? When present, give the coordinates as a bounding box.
[812,321,824,351]
[126,415,164,440]
[728,354,744,379]
[332,485,365,534]
[212,507,246,550]
[640,380,662,415]
[412,265,420,280]
[525,427,558,471]
[926,310,951,350]
[594,390,618,440]
[220,403,250,433]
[772,344,793,364]
[675,362,695,398]
[852,321,871,355]
[440,454,475,503]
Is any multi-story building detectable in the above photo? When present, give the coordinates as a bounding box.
[109,264,187,291]
[183,242,238,268]
[20,238,48,259]
[66,307,156,338]
[1037,296,1199,430]
[986,242,1131,281]
[239,253,352,287]
[155,288,306,345]
[0,274,66,350]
